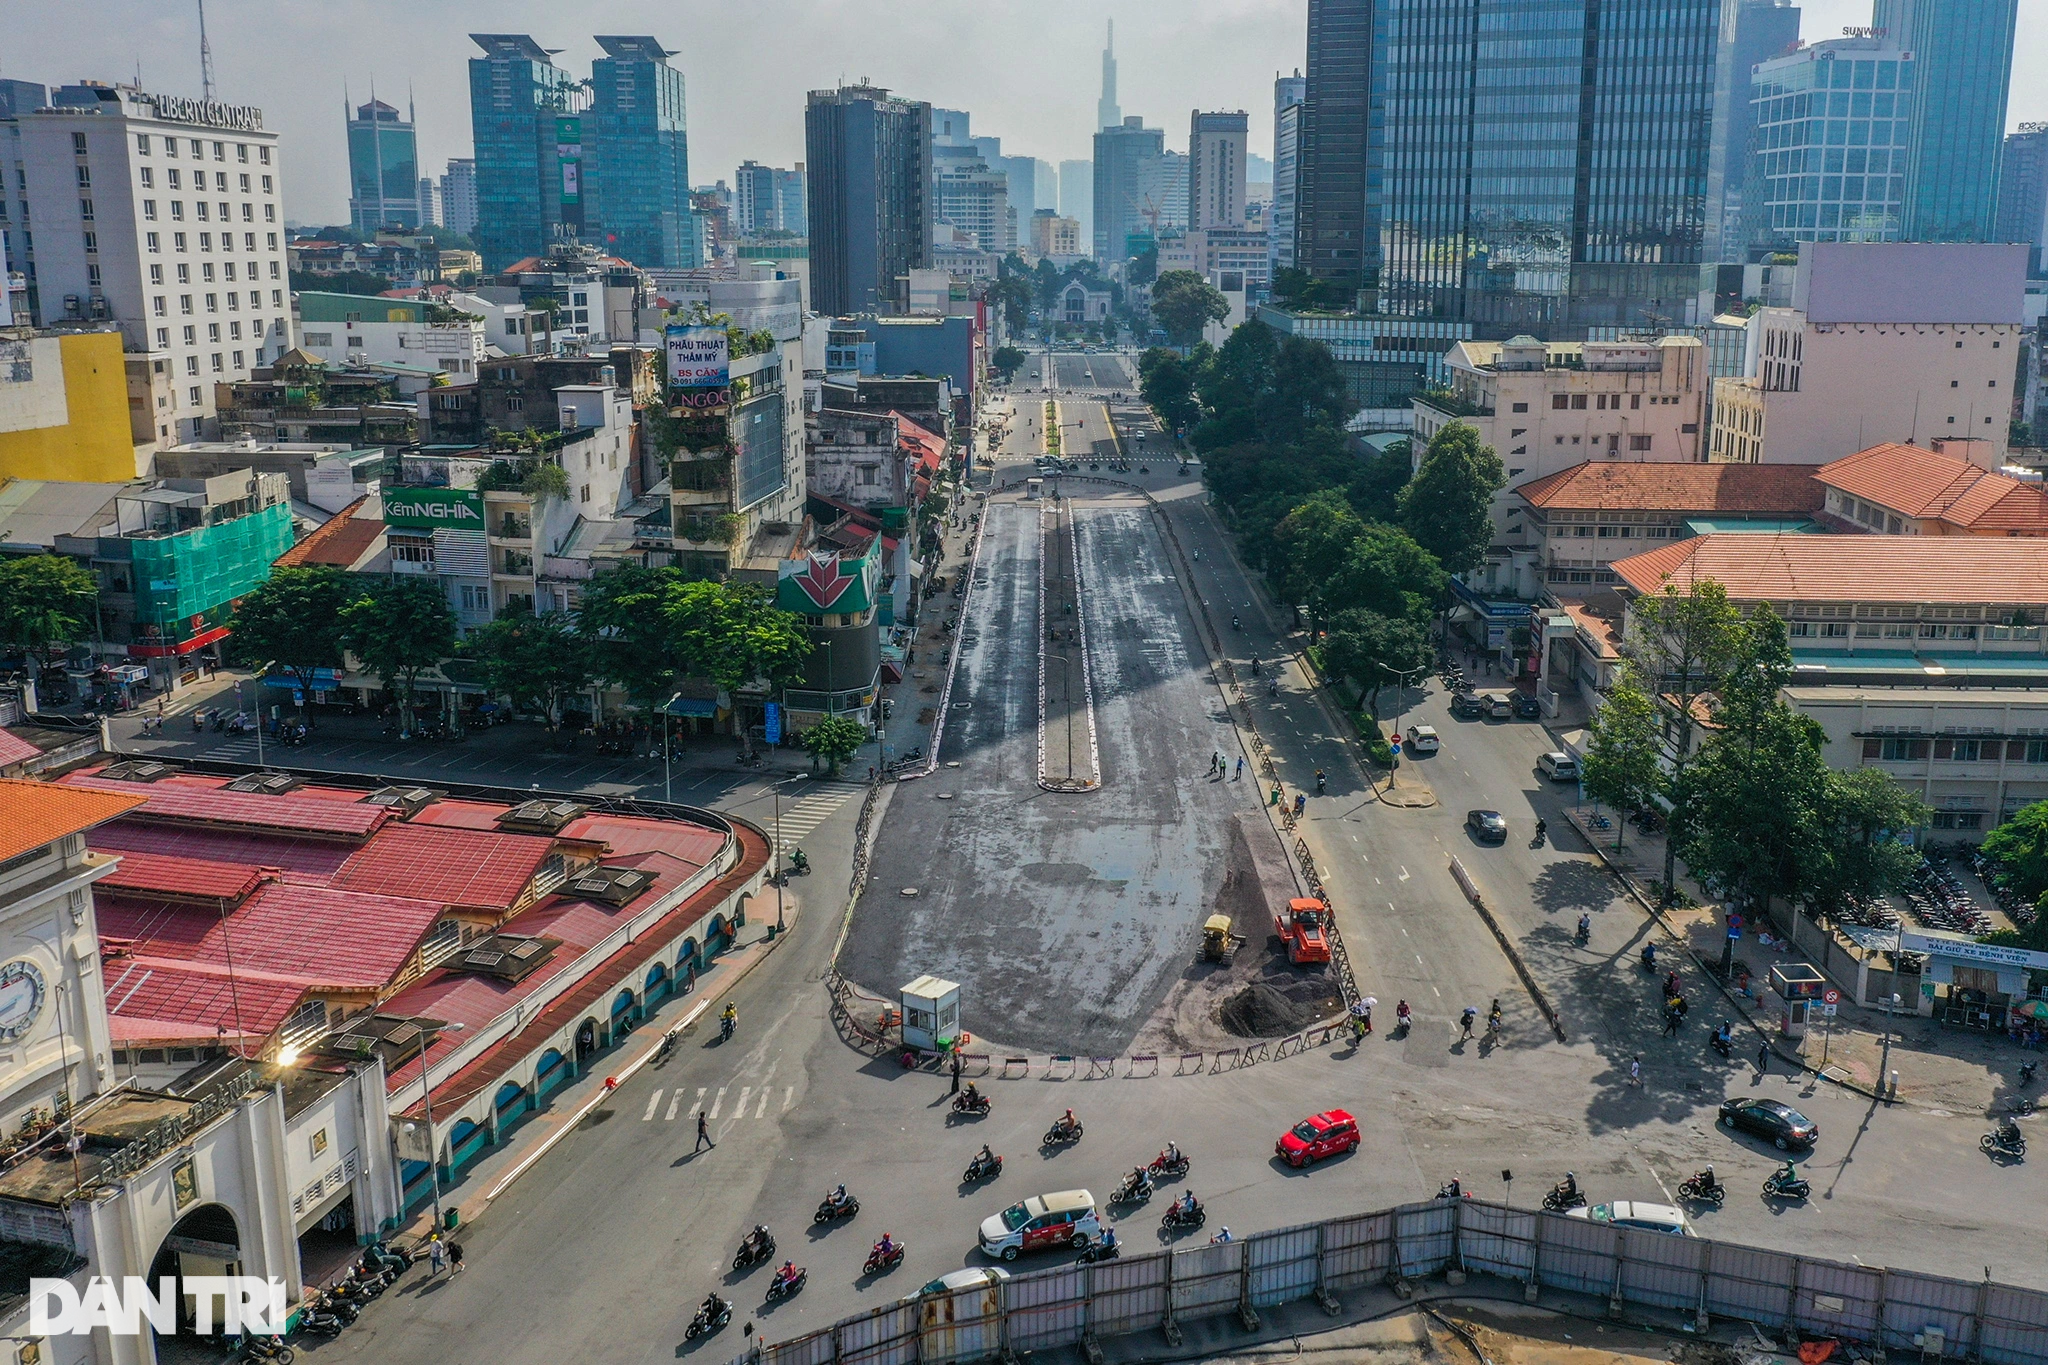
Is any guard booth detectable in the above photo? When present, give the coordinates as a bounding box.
[1026,477,1043,500]
[900,975,962,1052]
[1769,962,1828,1038]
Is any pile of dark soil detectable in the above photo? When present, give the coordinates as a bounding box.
[1217,982,1326,1038]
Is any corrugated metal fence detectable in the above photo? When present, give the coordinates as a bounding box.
[740,1199,2048,1365]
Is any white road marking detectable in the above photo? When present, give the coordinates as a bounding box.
[709,1086,727,1119]
[735,1086,753,1118]
[784,1086,795,1110]
[666,1091,684,1121]
[642,1090,664,1121]
[1398,866,1411,881]
[696,1086,707,1111]
[757,1090,770,1118]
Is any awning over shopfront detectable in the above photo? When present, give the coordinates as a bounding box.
[127,625,231,659]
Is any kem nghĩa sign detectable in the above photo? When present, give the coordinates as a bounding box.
[383,488,485,531]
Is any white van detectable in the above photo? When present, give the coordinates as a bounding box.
[1537,751,1579,782]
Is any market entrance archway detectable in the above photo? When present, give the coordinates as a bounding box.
[147,1202,242,1338]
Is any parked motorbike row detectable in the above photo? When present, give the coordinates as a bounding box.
[1901,857,1993,935]
[1955,843,2043,931]
[292,1241,418,1344]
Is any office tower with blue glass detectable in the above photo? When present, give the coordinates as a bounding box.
[1995,126,2048,273]
[1873,0,2019,243]
[805,83,932,316]
[347,96,424,231]
[1092,117,1165,264]
[468,33,581,270]
[1271,71,1306,274]
[1293,0,1371,294]
[1709,0,1802,259]
[1743,39,1915,253]
[586,36,698,268]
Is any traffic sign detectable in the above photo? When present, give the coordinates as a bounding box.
[1821,1003,1838,1017]
[1389,742,1402,756]
[1822,988,1840,1005]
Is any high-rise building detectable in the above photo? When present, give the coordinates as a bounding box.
[1059,158,1093,245]
[1294,0,1370,294]
[1093,116,1165,263]
[1296,0,1724,336]
[11,81,292,441]
[0,80,49,321]
[468,33,583,270]
[1030,209,1082,258]
[440,157,479,237]
[1189,111,1248,231]
[1994,125,2048,272]
[1709,1,1801,261]
[1098,20,1121,132]
[735,160,807,235]
[931,108,973,148]
[1271,71,1306,274]
[1742,39,1915,253]
[1152,151,1189,232]
[1873,0,2019,243]
[586,35,697,268]
[346,96,424,231]
[936,142,1014,254]
[806,82,932,316]
[417,177,439,227]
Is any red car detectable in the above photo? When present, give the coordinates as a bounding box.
[1276,1109,1359,1168]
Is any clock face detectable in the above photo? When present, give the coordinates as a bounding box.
[0,961,46,1042]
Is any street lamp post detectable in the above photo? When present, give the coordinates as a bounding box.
[773,785,786,934]
[1375,661,1431,787]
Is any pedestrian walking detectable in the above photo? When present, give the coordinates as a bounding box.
[950,1050,962,1095]
[1629,1055,1642,1087]
[1662,1010,1680,1038]
[696,1110,715,1152]
[447,1240,465,1275]
[1270,784,1282,807]
[426,1236,447,1276]
[1756,1043,1770,1077]
[1234,756,1244,781]
[1293,793,1307,817]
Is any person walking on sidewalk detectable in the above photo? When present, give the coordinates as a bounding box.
[1234,756,1244,781]
[950,1050,962,1095]
[448,1240,465,1276]
[1628,1055,1642,1087]
[696,1110,715,1152]
[426,1236,447,1276]
[1756,1043,1771,1078]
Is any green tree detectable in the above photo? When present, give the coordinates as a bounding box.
[462,607,594,730]
[224,566,365,713]
[662,581,812,755]
[1150,270,1230,349]
[1580,672,1665,853]
[1138,348,1201,434]
[1981,802,2048,902]
[338,578,457,734]
[0,556,98,668]
[1804,767,1931,921]
[799,714,869,776]
[991,346,1025,379]
[1314,524,1447,628]
[1676,701,1832,923]
[577,565,686,711]
[1347,440,1412,523]
[289,269,391,297]
[1396,424,1504,574]
[1269,491,1366,624]
[1321,608,1432,715]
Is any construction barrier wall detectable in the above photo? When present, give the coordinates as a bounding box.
[737,1199,2048,1365]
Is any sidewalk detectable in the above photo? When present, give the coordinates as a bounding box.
[393,893,802,1242]
[1563,806,2033,1114]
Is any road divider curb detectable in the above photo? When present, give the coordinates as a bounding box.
[1447,856,1568,1044]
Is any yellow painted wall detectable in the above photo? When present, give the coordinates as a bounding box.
[0,332,138,482]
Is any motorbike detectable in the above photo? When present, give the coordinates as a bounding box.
[299,1294,350,1336]
[766,1267,808,1301]
[655,1033,676,1063]
[1710,1030,1734,1059]
[1541,1182,1587,1212]
[1575,918,1591,947]
[1677,1174,1726,1206]
[1532,823,1547,849]
[1762,1171,1811,1201]
[720,1014,736,1043]
[1641,944,1658,972]
[1148,1150,1191,1179]
[237,1336,294,1363]
[1981,1123,2027,1159]
[789,849,811,876]
[686,1298,733,1339]
[733,1231,777,1271]
[963,1151,1003,1183]
[864,1241,907,1275]
[1160,1200,1206,1231]
[361,1239,412,1274]
[952,1091,992,1116]
[1436,1181,1471,1200]
[815,1192,861,1223]
[1077,1236,1121,1264]
[1043,1117,1083,1146]
[1110,1171,1154,1204]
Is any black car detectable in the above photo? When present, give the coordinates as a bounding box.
[1515,694,1542,719]
[1718,1097,1818,1150]
[1450,693,1485,719]
[1465,809,1508,843]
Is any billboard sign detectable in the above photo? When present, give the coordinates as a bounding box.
[554,116,582,206]
[384,488,485,532]
[666,325,730,390]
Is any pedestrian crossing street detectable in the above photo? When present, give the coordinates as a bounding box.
[768,781,864,854]
[641,1081,797,1124]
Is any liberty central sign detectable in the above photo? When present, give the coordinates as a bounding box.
[141,93,264,132]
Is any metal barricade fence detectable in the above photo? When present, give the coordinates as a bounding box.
[732,1198,2048,1365]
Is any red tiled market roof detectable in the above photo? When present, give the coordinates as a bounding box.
[0,731,43,770]
[99,882,445,989]
[63,774,391,838]
[96,851,266,904]
[329,822,554,912]
[104,961,310,1043]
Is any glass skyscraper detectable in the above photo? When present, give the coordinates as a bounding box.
[1743,40,1915,251]
[587,36,698,268]
[347,97,423,232]
[1872,0,2018,243]
[468,33,581,270]
[806,84,932,316]
[1295,0,1725,336]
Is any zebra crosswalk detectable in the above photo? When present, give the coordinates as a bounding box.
[766,781,864,853]
[640,1081,797,1123]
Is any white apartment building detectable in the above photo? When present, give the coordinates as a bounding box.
[1188,111,1248,233]
[13,82,291,442]
[1710,241,2028,465]
[294,290,486,376]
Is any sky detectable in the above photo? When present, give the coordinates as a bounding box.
[6,0,2044,228]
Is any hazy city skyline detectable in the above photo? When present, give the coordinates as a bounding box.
[7,0,2043,228]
